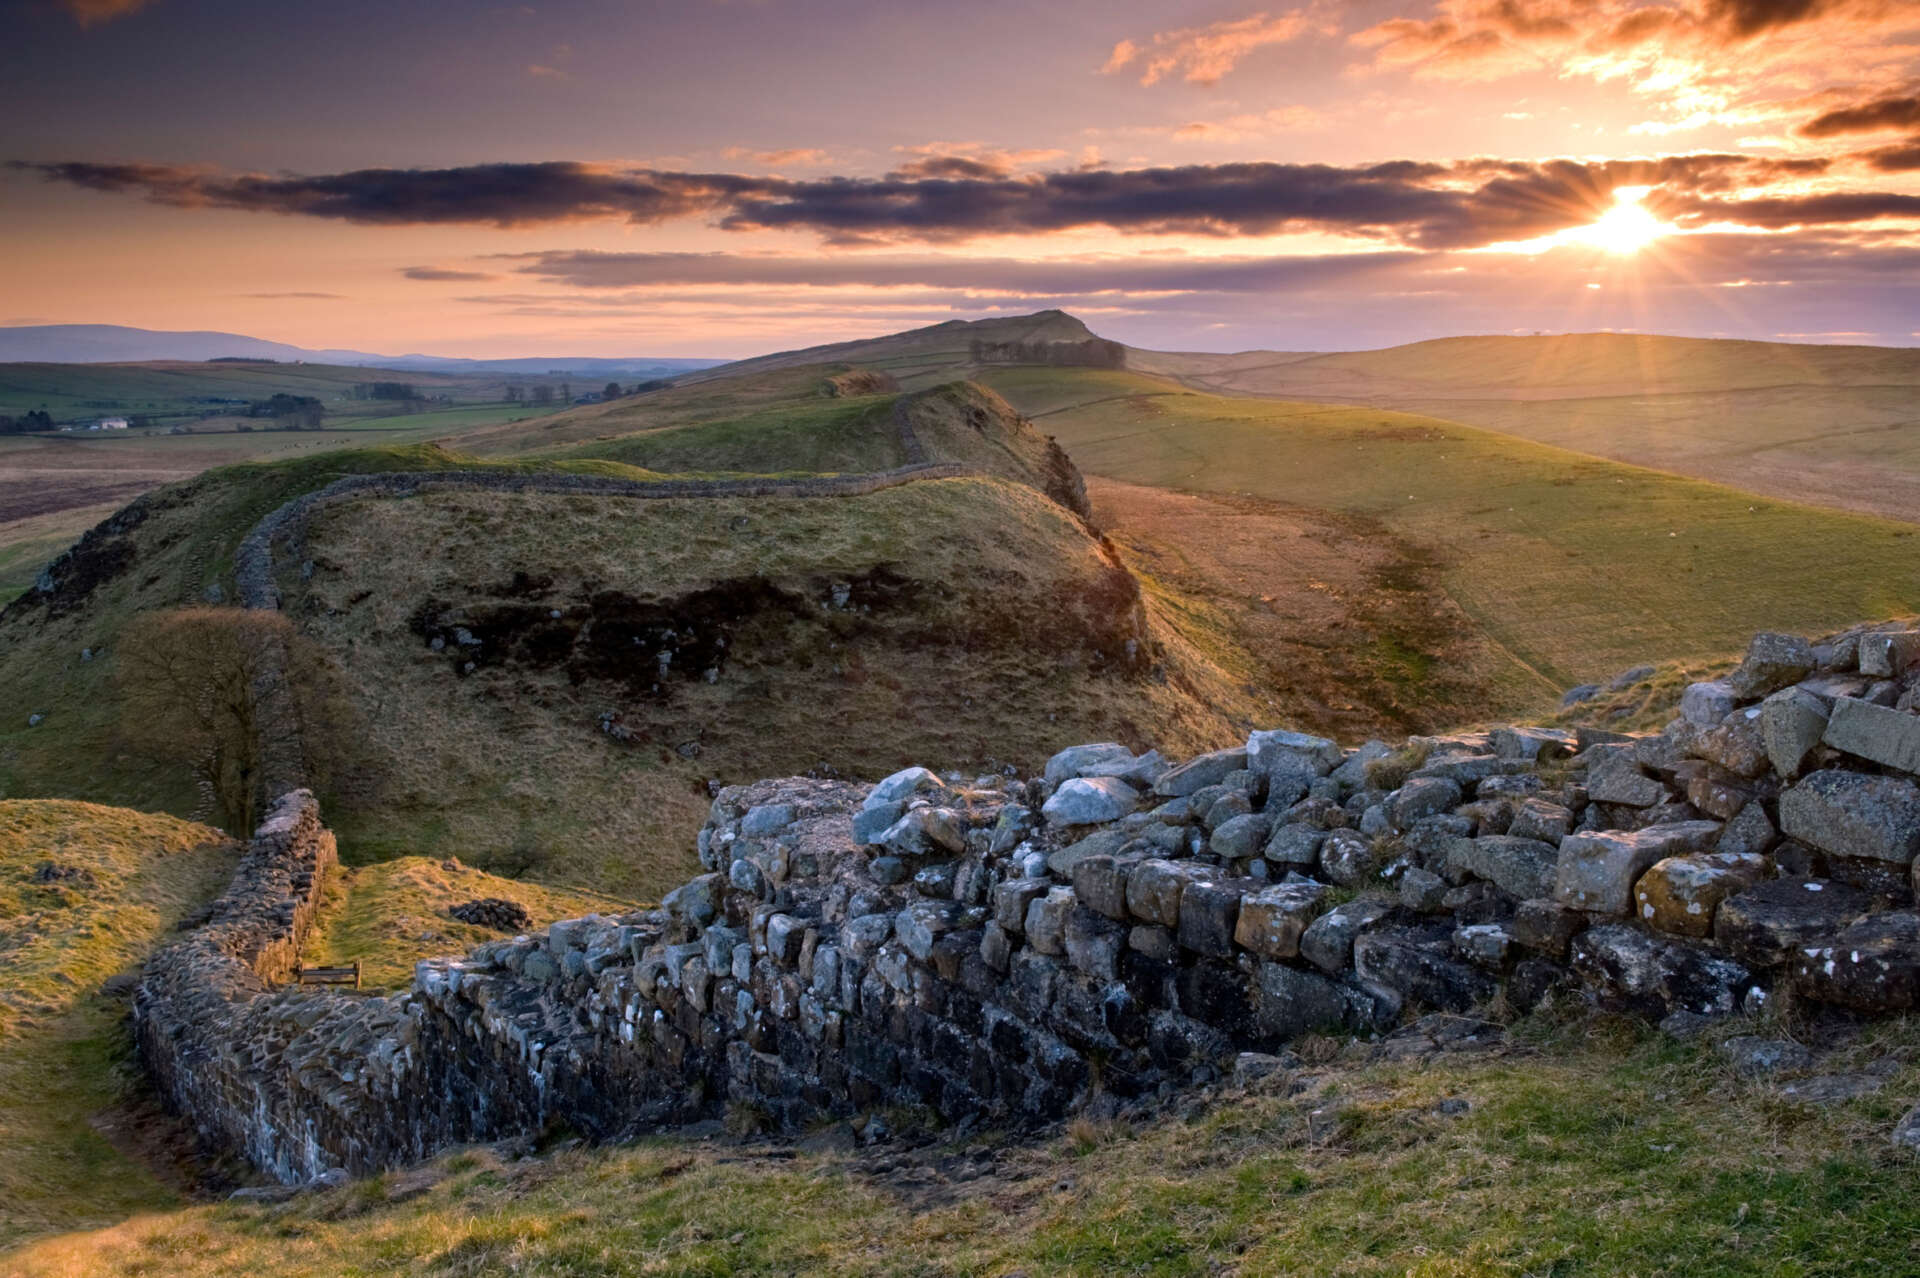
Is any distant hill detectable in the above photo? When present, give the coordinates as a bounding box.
[0,324,723,379]
[676,309,1102,388]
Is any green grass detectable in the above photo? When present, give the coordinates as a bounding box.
[302,856,632,990]
[11,1009,1920,1275]
[551,392,905,474]
[978,366,1920,718]
[0,801,236,1250]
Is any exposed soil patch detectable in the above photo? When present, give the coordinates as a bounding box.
[1088,477,1486,739]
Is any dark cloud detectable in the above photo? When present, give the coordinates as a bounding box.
[1704,0,1833,37]
[886,155,1013,181]
[1661,189,1920,228]
[1860,138,1920,171]
[402,266,497,282]
[1802,92,1920,137]
[6,151,1895,250]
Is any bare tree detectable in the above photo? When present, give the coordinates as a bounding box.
[116,608,344,834]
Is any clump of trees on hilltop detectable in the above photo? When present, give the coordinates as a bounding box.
[970,337,1127,369]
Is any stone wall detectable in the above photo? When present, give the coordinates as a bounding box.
[133,620,1920,1184]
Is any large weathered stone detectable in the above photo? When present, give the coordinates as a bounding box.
[1779,770,1920,864]
[1253,961,1388,1040]
[1178,878,1247,958]
[1063,907,1127,981]
[1023,887,1075,956]
[1043,742,1136,786]
[1300,897,1393,974]
[1264,822,1325,868]
[1586,757,1667,808]
[992,878,1050,935]
[1508,798,1573,844]
[1210,812,1272,861]
[866,766,942,809]
[1126,859,1214,928]
[1761,688,1829,780]
[1715,877,1875,968]
[1354,925,1496,1013]
[876,806,967,857]
[1510,898,1585,958]
[1388,777,1464,829]
[1680,681,1736,727]
[1859,630,1920,678]
[1070,853,1141,921]
[1553,822,1721,915]
[1246,728,1342,781]
[1727,632,1814,700]
[1153,748,1250,798]
[894,900,961,962]
[1821,697,1920,776]
[1492,726,1576,761]
[1042,776,1140,827]
[1319,829,1380,888]
[1233,882,1328,958]
[1448,835,1559,900]
[1792,912,1920,1012]
[1692,716,1769,779]
[1632,852,1767,938]
[1045,826,1131,878]
[1570,924,1753,1019]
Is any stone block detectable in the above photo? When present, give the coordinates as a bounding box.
[1319,829,1380,887]
[1793,911,1920,1012]
[1264,822,1325,868]
[1715,877,1874,968]
[1821,697,1920,775]
[1492,726,1576,761]
[1126,859,1213,928]
[1042,776,1140,827]
[1233,882,1328,958]
[894,901,961,962]
[1044,742,1135,786]
[1727,632,1814,700]
[1779,770,1920,863]
[1691,717,1769,779]
[1400,866,1449,912]
[1553,822,1720,915]
[1178,878,1246,958]
[1632,852,1767,938]
[740,802,798,838]
[1570,924,1753,1019]
[1354,924,1496,1013]
[1152,747,1250,798]
[1070,853,1140,921]
[1512,894,1589,955]
[1388,777,1464,829]
[992,878,1049,935]
[1761,688,1829,780]
[1300,897,1393,974]
[979,922,1013,972]
[1685,768,1768,821]
[1045,826,1130,878]
[1210,812,1272,861]
[1246,728,1342,780]
[1063,907,1127,981]
[766,912,807,965]
[1448,834,1559,900]
[1586,758,1667,808]
[1859,630,1920,678]
[1715,801,1777,858]
[1023,888,1075,956]
[1453,923,1513,970]
[866,766,942,809]
[1253,961,1385,1040]
[1127,923,1177,961]
[1680,681,1736,727]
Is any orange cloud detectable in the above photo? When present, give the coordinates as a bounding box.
[1103,7,1340,87]
[61,0,154,25]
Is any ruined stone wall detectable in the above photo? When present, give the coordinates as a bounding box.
[135,620,1920,1184]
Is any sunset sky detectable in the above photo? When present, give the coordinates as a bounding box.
[4,0,1920,357]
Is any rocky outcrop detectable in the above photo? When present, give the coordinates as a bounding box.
[134,622,1920,1184]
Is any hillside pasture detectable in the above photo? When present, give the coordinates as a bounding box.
[979,366,1920,720]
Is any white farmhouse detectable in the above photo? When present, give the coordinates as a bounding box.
[92,417,130,430]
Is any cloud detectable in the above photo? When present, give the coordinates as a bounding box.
[722,147,831,167]
[12,150,1897,251]
[1801,90,1920,137]
[1103,7,1339,86]
[402,266,497,282]
[59,0,153,26]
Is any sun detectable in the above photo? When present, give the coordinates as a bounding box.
[1578,186,1669,255]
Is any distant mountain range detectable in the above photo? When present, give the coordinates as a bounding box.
[0,324,727,378]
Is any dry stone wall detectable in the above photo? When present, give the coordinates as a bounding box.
[135,620,1920,1184]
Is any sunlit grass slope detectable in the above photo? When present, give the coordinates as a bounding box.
[291,474,1252,896]
[0,445,667,825]
[13,1010,1920,1276]
[979,366,1920,716]
[302,856,631,991]
[0,801,236,1250]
